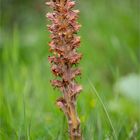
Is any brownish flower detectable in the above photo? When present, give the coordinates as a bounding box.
[46,0,82,139]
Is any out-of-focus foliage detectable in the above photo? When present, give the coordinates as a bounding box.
[0,0,139,139]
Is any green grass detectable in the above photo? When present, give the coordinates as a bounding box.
[0,0,139,139]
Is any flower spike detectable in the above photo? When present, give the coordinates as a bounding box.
[46,0,83,139]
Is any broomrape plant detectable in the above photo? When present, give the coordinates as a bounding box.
[46,0,82,139]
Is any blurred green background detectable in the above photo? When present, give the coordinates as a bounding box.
[0,0,139,139]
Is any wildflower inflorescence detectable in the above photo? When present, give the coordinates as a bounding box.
[46,0,82,139]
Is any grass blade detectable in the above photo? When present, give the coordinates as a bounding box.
[88,79,117,140]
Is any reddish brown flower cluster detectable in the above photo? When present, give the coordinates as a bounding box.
[46,0,82,139]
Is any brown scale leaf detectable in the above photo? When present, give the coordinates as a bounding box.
[66,52,82,64]
[73,10,80,14]
[51,64,63,76]
[46,12,55,20]
[51,79,64,88]
[49,41,65,55]
[48,56,56,63]
[56,97,67,114]
[71,68,81,78]
[46,1,55,8]
[47,24,59,33]
[48,56,63,64]
[71,36,80,48]
[65,0,75,10]
[67,10,79,21]
[70,82,82,96]
[46,12,59,24]
[53,47,65,55]
[62,68,81,82]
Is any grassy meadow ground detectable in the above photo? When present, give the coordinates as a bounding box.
[0,0,139,139]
